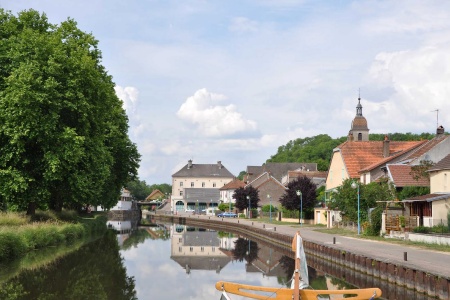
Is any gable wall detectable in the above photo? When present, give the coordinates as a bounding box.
[430,171,450,193]
[256,180,287,207]
[326,151,348,190]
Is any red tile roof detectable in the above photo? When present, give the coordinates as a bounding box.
[220,178,245,190]
[338,140,425,178]
[359,141,427,172]
[387,164,429,187]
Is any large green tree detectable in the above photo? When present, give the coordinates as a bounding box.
[0,9,140,214]
[328,179,395,223]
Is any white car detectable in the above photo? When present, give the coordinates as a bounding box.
[185,209,195,213]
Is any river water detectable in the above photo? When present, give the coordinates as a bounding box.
[0,218,437,300]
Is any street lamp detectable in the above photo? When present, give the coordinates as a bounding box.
[296,190,302,226]
[246,195,251,218]
[351,181,361,235]
[196,199,199,215]
[267,194,272,223]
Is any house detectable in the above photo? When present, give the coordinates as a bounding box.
[220,178,245,211]
[360,127,450,187]
[323,97,450,228]
[171,160,234,213]
[325,99,448,192]
[402,153,450,227]
[110,188,134,210]
[244,162,317,184]
[245,172,288,208]
[145,189,165,201]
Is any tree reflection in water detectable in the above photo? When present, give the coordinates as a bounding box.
[232,237,259,264]
[0,231,137,300]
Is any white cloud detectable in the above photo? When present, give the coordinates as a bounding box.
[115,86,139,112]
[229,17,259,33]
[366,44,450,131]
[176,89,259,138]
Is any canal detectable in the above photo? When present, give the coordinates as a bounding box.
[0,219,438,299]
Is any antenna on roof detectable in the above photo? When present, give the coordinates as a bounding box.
[431,109,439,128]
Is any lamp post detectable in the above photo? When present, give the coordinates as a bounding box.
[351,181,361,235]
[267,194,272,223]
[196,199,199,215]
[246,195,251,218]
[296,190,302,226]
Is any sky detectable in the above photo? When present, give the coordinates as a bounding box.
[2,0,450,185]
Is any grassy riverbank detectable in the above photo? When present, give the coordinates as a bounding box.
[0,211,107,262]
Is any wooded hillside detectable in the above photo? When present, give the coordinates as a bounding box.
[267,132,437,171]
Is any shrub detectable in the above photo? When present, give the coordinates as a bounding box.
[0,230,27,260]
[59,223,85,242]
[413,226,431,234]
[261,204,277,212]
[364,206,383,236]
[431,224,449,234]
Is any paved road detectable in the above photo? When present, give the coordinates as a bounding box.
[177,213,450,279]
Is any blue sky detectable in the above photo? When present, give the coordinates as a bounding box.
[3,0,450,185]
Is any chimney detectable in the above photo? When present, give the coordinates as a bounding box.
[187,159,193,169]
[383,135,390,158]
[437,125,445,136]
[217,161,222,169]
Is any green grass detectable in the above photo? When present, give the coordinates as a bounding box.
[0,212,30,226]
[0,211,107,262]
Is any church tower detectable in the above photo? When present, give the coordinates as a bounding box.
[348,96,369,141]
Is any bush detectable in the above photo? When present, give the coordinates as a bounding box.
[364,206,383,236]
[413,226,431,234]
[261,204,277,212]
[0,230,27,260]
[431,224,449,234]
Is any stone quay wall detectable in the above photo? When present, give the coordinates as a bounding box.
[154,214,449,300]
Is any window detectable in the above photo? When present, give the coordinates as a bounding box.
[179,191,183,196]
[201,247,204,252]
[190,247,193,252]
[202,182,205,187]
[179,247,182,252]
[191,182,194,187]
[213,183,216,187]
[180,182,183,187]
[212,247,215,252]
[358,133,362,141]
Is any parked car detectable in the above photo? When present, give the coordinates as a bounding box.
[217,212,237,218]
[185,209,195,213]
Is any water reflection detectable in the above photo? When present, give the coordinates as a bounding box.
[1,215,437,300]
[0,231,137,300]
